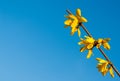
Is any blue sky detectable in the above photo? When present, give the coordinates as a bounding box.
[0,0,120,81]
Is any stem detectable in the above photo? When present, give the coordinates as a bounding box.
[80,24,92,37]
[66,9,120,77]
[81,24,120,77]
[66,10,72,15]
[98,48,120,77]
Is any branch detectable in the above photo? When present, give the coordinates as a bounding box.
[66,9,120,77]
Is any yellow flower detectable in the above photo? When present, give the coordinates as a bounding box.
[64,8,87,37]
[75,9,88,23]
[96,58,114,78]
[78,37,111,58]
[64,14,78,28]
[78,36,95,59]
[71,26,81,37]
[96,38,110,50]
[109,66,114,78]
[102,38,111,50]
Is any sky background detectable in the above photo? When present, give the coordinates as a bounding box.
[0,0,120,81]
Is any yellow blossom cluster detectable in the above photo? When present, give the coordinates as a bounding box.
[64,9,87,37]
[64,8,115,78]
[96,58,114,77]
[78,36,110,59]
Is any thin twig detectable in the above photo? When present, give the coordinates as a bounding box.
[80,24,92,37]
[98,47,120,77]
[81,24,120,77]
[66,9,120,77]
[66,10,72,14]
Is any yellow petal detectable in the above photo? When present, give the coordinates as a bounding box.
[69,14,77,20]
[87,49,92,59]
[77,28,81,37]
[71,22,77,28]
[97,63,108,73]
[97,64,103,72]
[71,27,77,35]
[80,46,86,52]
[109,67,114,78]
[85,37,95,43]
[96,44,101,48]
[78,40,85,45]
[97,38,103,43]
[96,58,107,63]
[78,42,81,45]
[103,43,110,50]
[102,63,108,72]
[78,41,82,45]
[102,69,109,76]
[76,8,81,16]
[71,19,78,28]
[87,44,94,49]
[64,19,72,25]
[79,17,88,22]
[80,40,88,44]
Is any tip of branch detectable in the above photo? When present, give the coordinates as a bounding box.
[66,9,72,14]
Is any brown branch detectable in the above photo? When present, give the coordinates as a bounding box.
[66,9,120,77]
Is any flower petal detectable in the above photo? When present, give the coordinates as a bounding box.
[69,14,77,20]
[78,40,85,45]
[109,67,114,78]
[78,41,82,45]
[97,64,103,72]
[87,49,92,59]
[102,69,109,76]
[87,44,94,49]
[96,58,107,63]
[80,46,86,52]
[103,43,110,50]
[64,19,72,25]
[71,20,78,28]
[85,37,95,43]
[76,8,81,16]
[77,28,81,37]
[71,27,77,35]
[98,38,103,43]
[96,44,101,48]
[80,17,88,22]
